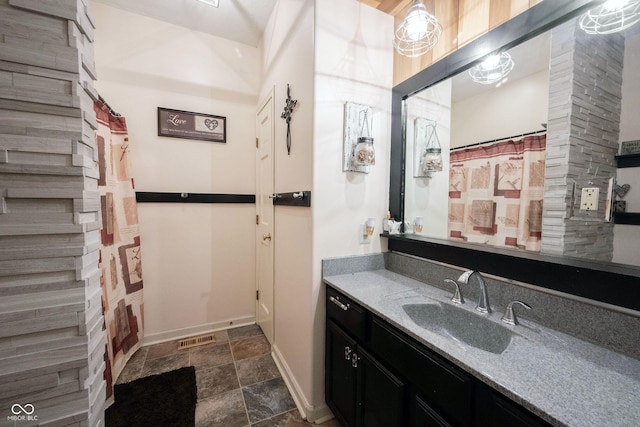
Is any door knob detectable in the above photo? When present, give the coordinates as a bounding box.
[262,233,272,241]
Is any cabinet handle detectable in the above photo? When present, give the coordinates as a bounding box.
[329,295,350,311]
[351,353,360,368]
[344,346,352,360]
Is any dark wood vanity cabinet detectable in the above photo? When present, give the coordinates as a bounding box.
[325,285,552,427]
[325,288,405,427]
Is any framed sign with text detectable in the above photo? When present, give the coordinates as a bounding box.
[158,107,226,143]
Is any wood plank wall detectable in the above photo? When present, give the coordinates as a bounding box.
[393,0,543,85]
[0,0,105,425]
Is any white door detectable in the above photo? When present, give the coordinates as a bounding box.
[256,88,275,344]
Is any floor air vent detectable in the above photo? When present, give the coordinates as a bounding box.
[177,333,216,350]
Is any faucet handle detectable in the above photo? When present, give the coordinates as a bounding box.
[501,301,531,325]
[444,279,465,305]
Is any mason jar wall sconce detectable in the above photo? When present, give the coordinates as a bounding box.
[414,117,442,178]
[343,102,375,173]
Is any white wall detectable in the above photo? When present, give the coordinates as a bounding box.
[93,3,259,342]
[614,31,640,266]
[258,0,392,421]
[451,70,549,148]
[313,0,393,417]
[258,0,316,417]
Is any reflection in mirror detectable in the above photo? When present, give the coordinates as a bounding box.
[403,18,640,267]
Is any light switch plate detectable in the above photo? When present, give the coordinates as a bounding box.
[580,187,599,211]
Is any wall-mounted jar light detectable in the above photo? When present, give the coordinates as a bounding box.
[343,102,375,173]
[353,136,375,167]
[414,118,442,178]
[353,109,375,167]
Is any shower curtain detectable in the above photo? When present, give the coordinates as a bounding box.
[448,134,546,251]
[94,99,144,401]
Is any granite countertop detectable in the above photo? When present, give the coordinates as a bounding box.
[323,269,640,427]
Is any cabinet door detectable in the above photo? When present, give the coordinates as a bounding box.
[413,395,452,427]
[326,320,358,427]
[356,347,405,427]
[369,315,473,426]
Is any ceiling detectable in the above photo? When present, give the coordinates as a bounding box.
[91,0,546,100]
[92,0,279,47]
[359,0,412,15]
[92,0,406,47]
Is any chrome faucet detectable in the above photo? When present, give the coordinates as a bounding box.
[457,270,491,313]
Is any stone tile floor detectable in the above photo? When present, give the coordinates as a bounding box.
[117,324,340,427]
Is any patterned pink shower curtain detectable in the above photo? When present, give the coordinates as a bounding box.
[448,135,546,251]
[94,99,144,401]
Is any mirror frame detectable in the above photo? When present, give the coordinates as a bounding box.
[388,0,640,313]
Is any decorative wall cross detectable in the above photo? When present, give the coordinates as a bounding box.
[280,84,298,155]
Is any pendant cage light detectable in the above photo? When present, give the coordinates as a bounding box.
[580,0,640,34]
[468,52,515,85]
[393,0,442,58]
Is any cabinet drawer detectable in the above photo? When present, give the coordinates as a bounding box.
[370,315,473,426]
[326,287,366,342]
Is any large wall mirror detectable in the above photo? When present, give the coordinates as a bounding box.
[388,0,640,312]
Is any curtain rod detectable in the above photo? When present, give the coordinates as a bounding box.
[98,94,121,117]
[451,129,546,151]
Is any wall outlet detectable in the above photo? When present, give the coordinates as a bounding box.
[359,224,371,244]
[580,187,599,211]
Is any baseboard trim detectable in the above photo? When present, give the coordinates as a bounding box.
[271,344,333,424]
[310,408,335,424]
[142,315,256,346]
